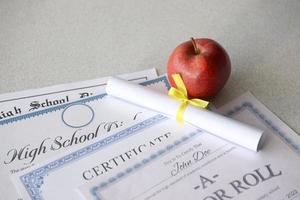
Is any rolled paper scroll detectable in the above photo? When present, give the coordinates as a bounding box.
[106,77,264,151]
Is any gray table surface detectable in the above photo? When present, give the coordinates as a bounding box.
[0,0,299,134]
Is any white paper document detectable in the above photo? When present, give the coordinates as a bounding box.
[0,68,157,122]
[79,92,300,200]
[13,115,207,200]
[9,75,194,200]
[0,75,164,200]
[106,77,264,151]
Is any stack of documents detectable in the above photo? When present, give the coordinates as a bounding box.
[1,68,299,200]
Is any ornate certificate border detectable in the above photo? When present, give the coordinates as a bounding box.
[10,76,300,199]
[21,114,168,199]
[0,76,170,126]
[225,102,300,155]
[4,76,169,200]
[93,130,202,200]
[92,101,300,200]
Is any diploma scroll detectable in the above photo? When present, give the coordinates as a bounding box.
[106,77,264,151]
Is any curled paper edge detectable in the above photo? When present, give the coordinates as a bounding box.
[106,77,264,151]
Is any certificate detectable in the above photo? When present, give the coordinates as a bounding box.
[0,68,157,122]
[79,92,300,200]
[12,114,205,200]
[0,75,165,200]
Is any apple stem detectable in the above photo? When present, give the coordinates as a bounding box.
[191,37,201,55]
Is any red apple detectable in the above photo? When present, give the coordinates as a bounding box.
[167,38,231,99]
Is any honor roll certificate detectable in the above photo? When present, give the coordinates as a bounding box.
[0,76,165,200]
[79,92,300,200]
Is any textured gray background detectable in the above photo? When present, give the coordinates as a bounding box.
[0,0,299,133]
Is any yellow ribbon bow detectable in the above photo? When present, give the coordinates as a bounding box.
[168,74,209,124]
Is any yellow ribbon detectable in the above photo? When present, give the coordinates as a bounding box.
[168,74,209,124]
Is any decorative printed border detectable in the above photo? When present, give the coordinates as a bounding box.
[92,130,202,200]
[0,76,170,126]
[225,102,300,155]
[92,101,300,200]
[20,114,168,200]
[15,76,170,200]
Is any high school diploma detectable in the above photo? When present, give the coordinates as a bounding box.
[0,75,164,200]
